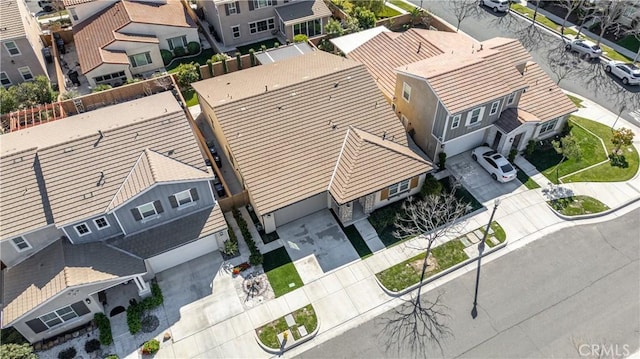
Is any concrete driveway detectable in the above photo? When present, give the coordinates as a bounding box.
[447,152,527,204]
[278,210,360,283]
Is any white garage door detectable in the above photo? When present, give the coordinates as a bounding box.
[444,128,487,157]
[147,234,218,274]
[274,193,327,227]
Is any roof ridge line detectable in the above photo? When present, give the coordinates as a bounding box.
[359,130,429,164]
[327,126,351,193]
[105,149,147,212]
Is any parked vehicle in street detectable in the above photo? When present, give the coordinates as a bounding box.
[471,146,517,182]
[604,60,640,85]
[564,39,603,60]
[480,0,510,12]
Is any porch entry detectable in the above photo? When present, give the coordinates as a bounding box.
[492,131,503,149]
[512,133,523,150]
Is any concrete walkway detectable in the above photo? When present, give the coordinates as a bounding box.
[119,92,640,359]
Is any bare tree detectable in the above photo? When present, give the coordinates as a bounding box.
[557,0,588,36]
[448,0,484,32]
[593,1,627,46]
[378,186,469,356]
[547,43,580,85]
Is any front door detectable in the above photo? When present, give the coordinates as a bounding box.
[512,133,523,151]
[492,131,503,149]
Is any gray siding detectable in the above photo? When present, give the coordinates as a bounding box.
[0,225,64,268]
[431,101,448,139]
[1,37,47,87]
[444,98,503,142]
[114,181,215,235]
[64,213,122,244]
[207,1,280,47]
[274,192,327,227]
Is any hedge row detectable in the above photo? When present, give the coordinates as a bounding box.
[126,282,164,335]
[232,209,263,265]
[94,313,112,345]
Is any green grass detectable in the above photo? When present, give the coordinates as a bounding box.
[166,48,217,71]
[343,225,373,258]
[263,247,303,297]
[567,94,584,108]
[616,35,640,54]
[292,305,317,340]
[377,5,401,18]
[526,117,608,183]
[257,317,288,349]
[38,10,68,19]
[180,88,199,107]
[548,195,609,215]
[515,165,541,189]
[563,117,639,182]
[256,305,317,348]
[236,38,280,55]
[388,0,418,12]
[480,222,506,248]
[376,239,468,292]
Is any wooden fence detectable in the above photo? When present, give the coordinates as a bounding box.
[218,190,250,212]
[198,53,256,80]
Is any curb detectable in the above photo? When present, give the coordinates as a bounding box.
[547,195,640,221]
[255,312,320,355]
[374,241,508,297]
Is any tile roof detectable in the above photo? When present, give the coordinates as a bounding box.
[108,149,211,211]
[330,26,391,55]
[494,108,524,133]
[73,0,195,73]
[63,0,96,6]
[107,205,226,258]
[0,0,29,40]
[274,0,331,24]
[329,127,432,204]
[346,29,478,99]
[519,61,577,121]
[0,92,207,234]
[2,238,146,325]
[194,51,425,215]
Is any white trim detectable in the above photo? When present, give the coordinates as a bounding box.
[0,71,11,86]
[10,236,32,252]
[507,92,515,105]
[450,114,461,129]
[93,216,110,230]
[231,24,240,38]
[60,226,73,243]
[227,1,237,14]
[112,211,127,236]
[18,66,33,81]
[39,304,81,329]
[465,106,485,127]
[137,201,159,220]
[402,82,411,102]
[442,123,488,145]
[174,189,195,209]
[489,101,500,115]
[327,127,350,191]
[74,223,92,237]
[4,40,21,56]
[249,17,275,34]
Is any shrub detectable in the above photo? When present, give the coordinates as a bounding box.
[437,152,447,171]
[260,44,267,52]
[235,52,242,70]
[293,34,308,43]
[173,62,200,88]
[127,304,142,334]
[1,327,28,345]
[420,174,442,198]
[173,46,186,57]
[105,355,119,359]
[94,313,113,345]
[0,343,37,359]
[249,252,263,266]
[508,149,518,163]
[84,339,101,353]
[211,53,228,63]
[206,59,214,76]
[92,84,112,93]
[368,205,397,232]
[187,41,200,54]
[249,49,257,66]
[525,139,536,156]
[222,239,238,255]
[232,209,263,265]
[160,49,174,66]
[353,6,376,29]
[274,42,280,48]
[325,19,344,38]
[141,339,160,355]
[58,347,77,359]
[222,58,228,74]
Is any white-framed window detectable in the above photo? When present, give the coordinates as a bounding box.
[137,202,159,219]
[18,67,33,81]
[128,52,152,67]
[253,0,273,9]
[507,92,515,105]
[175,190,194,207]
[227,1,237,14]
[1,71,11,86]
[450,114,461,129]
[466,107,484,126]
[4,41,20,56]
[402,82,411,102]
[389,179,410,196]
[69,7,78,20]
[539,118,559,135]
[292,19,322,37]
[94,216,110,230]
[93,71,126,84]
[249,18,275,34]
[167,35,187,50]
[231,25,240,38]
[39,305,79,329]
[489,101,500,115]
[11,237,32,252]
[74,223,91,236]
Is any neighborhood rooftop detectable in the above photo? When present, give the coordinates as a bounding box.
[275,0,332,24]
[0,0,27,40]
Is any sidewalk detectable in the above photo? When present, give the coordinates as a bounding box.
[138,93,640,359]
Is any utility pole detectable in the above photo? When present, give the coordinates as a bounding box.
[471,199,500,319]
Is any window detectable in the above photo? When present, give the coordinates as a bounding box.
[167,35,187,50]
[227,1,237,14]
[11,237,31,252]
[1,72,10,86]
[137,201,160,219]
[93,71,126,84]
[231,25,240,38]
[39,305,79,329]
[74,223,91,236]
[128,52,153,67]
[69,7,78,20]
[402,82,411,102]
[18,67,33,81]
[389,179,410,196]
[489,101,500,115]
[253,0,273,9]
[249,18,275,34]
[169,188,199,208]
[466,107,484,126]
[450,114,461,129]
[507,92,515,105]
[94,217,110,230]
[293,19,322,37]
[4,41,20,56]
[539,118,559,135]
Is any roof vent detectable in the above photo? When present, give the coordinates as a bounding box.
[334,82,339,88]
[168,149,175,155]
[13,157,23,164]
[64,147,74,153]
[382,131,387,140]
[329,120,338,130]
[265,85,268,92]
[417,42,422,54]
[84,192,94,199]
[96,171,106,187]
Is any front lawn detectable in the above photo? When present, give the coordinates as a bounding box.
[548,195,609,216]
[515,165,541,189]
[262,247,303,297]
[389,0,418,12]
[180,88,199,107]
[166,48,216,71]
[479,221,506,248]
[567,94,584,108]
[256,305,317,349]
[237,38,280,55]
[378,5,401,18]
[616,35,640,54]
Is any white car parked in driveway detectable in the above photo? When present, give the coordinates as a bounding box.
[605,60,640,85]
[471,146,517,183]
[481,0,509,12]
[564,39,603,60]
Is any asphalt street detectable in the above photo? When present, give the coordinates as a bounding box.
[409,0,640,126]
[299,209,640,358]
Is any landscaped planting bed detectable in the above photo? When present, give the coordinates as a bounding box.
[547,195,609,216]
[256,305,317,349]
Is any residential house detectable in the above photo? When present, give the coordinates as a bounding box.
[192,51,432,233]
[71,0,199,87]
[199,0,331,49]
[341,29,577,159]
[0,91,228,344]
[0,0,48,87]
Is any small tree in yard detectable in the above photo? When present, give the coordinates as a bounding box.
[379,189,468,355]
[325,18,344,38]
[353,7,376,30]
[552,133,582,182]
[173,63,200,89]
[611,127,634,155]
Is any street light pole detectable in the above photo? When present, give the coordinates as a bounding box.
[471,199,500,319]
[611,104,626,131]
